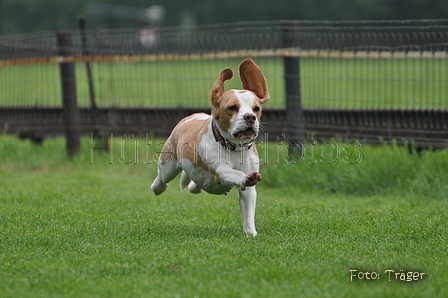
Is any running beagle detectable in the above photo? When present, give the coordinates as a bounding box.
[151,58,269,236]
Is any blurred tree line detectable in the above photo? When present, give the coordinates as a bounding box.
[1,0,448,34]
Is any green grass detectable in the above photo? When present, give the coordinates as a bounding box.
[1,57,447,109]
[1,135,447,297]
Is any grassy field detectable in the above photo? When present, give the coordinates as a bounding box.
[1,135,447,297]
[1,57,447,109]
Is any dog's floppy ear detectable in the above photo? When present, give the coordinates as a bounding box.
[239,58,269,104]
[210,68,233,107]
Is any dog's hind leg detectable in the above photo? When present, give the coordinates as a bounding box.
[180,171,202,194]
[180,170,190,191]
[187,181,202,194]
[151,175,168,195]
[151,159,182,195]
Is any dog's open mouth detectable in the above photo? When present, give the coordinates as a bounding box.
[233,128,256,139]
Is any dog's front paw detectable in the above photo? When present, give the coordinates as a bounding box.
[242,171,262,188]
[244,227,258,237]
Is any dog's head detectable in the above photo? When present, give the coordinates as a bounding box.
[210,58,269,143]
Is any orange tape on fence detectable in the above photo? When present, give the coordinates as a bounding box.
[1,49,446,67]
[0,50,290,67]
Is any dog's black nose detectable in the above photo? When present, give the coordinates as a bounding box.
[244,113,257,125]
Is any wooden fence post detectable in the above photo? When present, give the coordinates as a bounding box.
[281,21,305,159]
[56,31,81,158]
[78,17,97,111]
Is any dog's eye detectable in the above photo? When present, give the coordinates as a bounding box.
[228,105,238,112]
[253,106,260,112]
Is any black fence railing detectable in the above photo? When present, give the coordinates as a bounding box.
[2,19,448,59]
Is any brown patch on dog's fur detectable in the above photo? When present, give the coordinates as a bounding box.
[159,113,210,169]
[214,92,240,132]
[239,58,269,103]
[210,68,233,107]
[251,97,262,120]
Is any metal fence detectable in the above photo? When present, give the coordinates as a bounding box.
[1,19,447,150]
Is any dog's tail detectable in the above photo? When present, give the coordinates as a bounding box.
[180,170,191,191]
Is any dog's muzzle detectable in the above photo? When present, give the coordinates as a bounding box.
[233,127,257,139]
[212,119,254,151]
[232,113,258,139]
